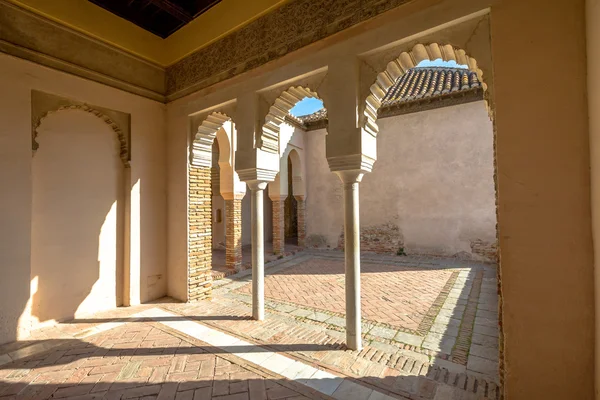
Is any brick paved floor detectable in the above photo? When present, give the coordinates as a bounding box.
[218,252,500,384]
[236,259,453,332]
[0,251,500,400]
[0,320,316,400]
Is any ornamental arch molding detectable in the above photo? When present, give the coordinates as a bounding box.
[191,112,232,168]
[258,86,324,154]
[33,104,130,167]
[363,43,490,138]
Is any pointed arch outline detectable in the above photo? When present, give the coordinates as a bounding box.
[363,43,489,138]
[33,104,130,167]
[258,86,324,154]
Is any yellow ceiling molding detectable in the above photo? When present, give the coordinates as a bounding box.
[6,0,289,67]
[5,0,165,64]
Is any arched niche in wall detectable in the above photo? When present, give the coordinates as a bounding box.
[31,90,131,166]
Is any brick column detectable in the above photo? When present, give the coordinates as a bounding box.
[188,165,212,301]
[295,195,306,248]
[225,196,243,271]
[271,197,286,255]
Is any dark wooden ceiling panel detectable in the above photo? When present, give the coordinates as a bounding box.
[88,0,221,38]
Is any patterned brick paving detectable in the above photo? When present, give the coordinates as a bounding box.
[161,298,501,399]
[236,258,454,332]
[0,322,314,400]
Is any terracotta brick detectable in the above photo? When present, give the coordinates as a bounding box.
[188,165,213,301]
[296,197,306,248]
[272,199,285,255]
[226,198,243,270]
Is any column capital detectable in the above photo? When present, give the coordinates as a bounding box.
[335,169,365,184]
[247,180,269,191]
[327,154,374,174]
[237,167,278,183]
[293,194,306,201]
[269,193,288,201]
[221,192,246,201]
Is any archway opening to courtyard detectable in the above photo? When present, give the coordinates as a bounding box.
[208,47,501,398]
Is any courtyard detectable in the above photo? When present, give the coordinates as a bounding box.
[0,252,499,399]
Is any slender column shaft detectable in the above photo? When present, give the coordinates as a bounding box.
[343,180,361,350]
[251,185,265,320]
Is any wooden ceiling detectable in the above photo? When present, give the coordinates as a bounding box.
[87,0,221,38]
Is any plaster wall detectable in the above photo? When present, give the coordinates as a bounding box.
[0,53,167,344]
[305,101,496,259]
[31,110,123,328]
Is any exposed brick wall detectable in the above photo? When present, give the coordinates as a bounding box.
[272,200,285,255]
[470,239,498,263]
[225,198,243,270]
[338,223,403,254]
[296,197,306,248]
[188,165,212,301]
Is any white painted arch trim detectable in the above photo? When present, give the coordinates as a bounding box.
[33,104,130,167]
[191,112,231,168]
[363,43,487,137]
[259,86,321,154]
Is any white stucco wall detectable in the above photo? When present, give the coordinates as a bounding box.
[0,53,167,344]
[31,110,124,328]
[305,100,497,259]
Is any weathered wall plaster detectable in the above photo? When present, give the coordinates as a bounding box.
[306,101,496,260]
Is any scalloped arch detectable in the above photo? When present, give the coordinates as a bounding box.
[258,86,322,153]
[191,112,232,167]
[364,43,488,137]
[33,104,129,167]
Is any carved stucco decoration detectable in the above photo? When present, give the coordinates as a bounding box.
[363,43,489,137]
[32,103,130,167]
[259,86,321,154]
[191,112,231,167]
[166,0,413,97]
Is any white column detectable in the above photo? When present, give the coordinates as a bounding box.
[248,180,268,320]
[336,170,364,351]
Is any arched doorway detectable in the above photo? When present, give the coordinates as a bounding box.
[188,112,245,299]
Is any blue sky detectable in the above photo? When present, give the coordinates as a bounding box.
[289,59,467,116]
[290,97,324,117]
[416,59,467,68]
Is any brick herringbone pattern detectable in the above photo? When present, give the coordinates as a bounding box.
[236,258,453,332]
[0,322,312,400]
